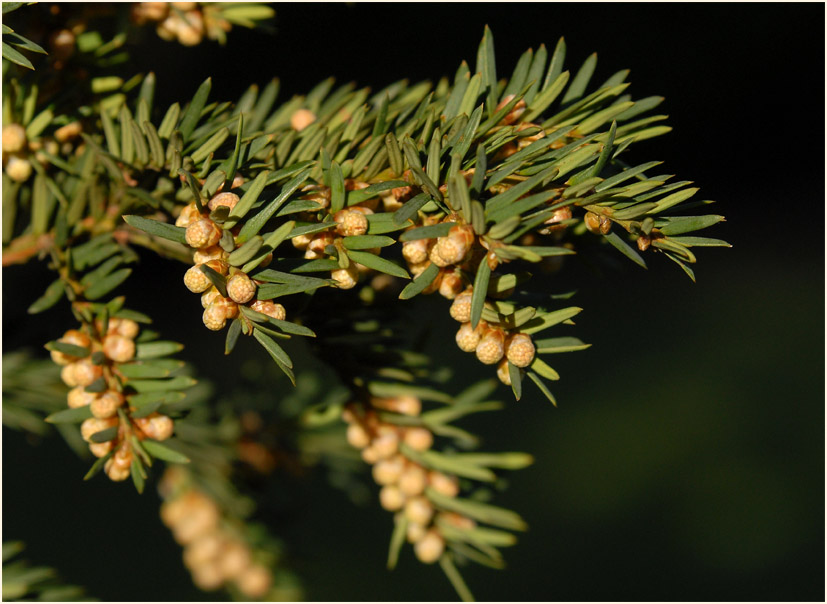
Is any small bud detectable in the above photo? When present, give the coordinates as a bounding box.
[331,265,359,289]
[290,108,316,132]
[185,219,222,249]
[81,417,117,443]
[91,390,124,419]
[599,215,612,235]
[346,422,371,449]
[402,239,430,265]
[455,322,484,353]
[183,532,224,569]
[175,202,202,228]
[291,232,313,250]
[414,529,445,564]
[403,427,433,452]
[372,395,421,416]
[237,564,273,599]
[486,250,500,272]
[436,225,475,266]
[213,296,239,320]
[404,496,434,526]
[137,413,174,441]
[227,272,256,304]
[449,290,473,322]
[208,192,239,212]
[6,155,32,182]
[55,121,82,143]
[428,239,453,268]
[89,440,114,458]
[475,328,505,365]
[438,272,464,300]
[184,265,212,293]
[428,471,460,498]
[2,124,26,153]
[398,464,428,496]
[334,209,369,237]
[379,484,405,511]
[193,245,225,264]
[306,231,335,258]
[250,299,286,321]
[406,522,427,544]
[116,319,140,340]
[505,333,535,368]
[217,541,252,580]
[372,427,399,459]
[203,303,227,331]
[104,458,131,481]
[103,334,136,363]
[67,386,98,409]
[372,455,405,485]
[73,359,103,387]
[190,564,224,591]
[361,445,380,464]
[496,359,512,385]
[439,511,477,530]
[60,363,80,386]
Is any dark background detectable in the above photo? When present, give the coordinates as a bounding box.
[3,3,824,602]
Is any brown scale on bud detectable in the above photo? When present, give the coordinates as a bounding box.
[449,289,473,322]
[208,192,239,212]
[404,496,434,526]
[227,272,256,304]
[334,209,369,237]
[402,239,430,265]
[496,95,527,125]
[73,359,103,387]
[414,529,445,564]
[540,206,573,234]
[486,250,500,272]
[331,265,359,289]
[176,202,203,228]
[104,458,131,482]
[67,386,98,409]
[497,358,512,385]
[184,265,212,293]
[203,303,228,331]
[584,211,601,234]
[505,333,535,368]
[91,390,124,419]
[439,271,464,300]
[193,245,225,264]
[379,484,405,511]
[637,235,651,251]
[456,321,485,353]
[2,123,26,154]
[250,299,286,321]
[403,427,433,451]
[380,191,403,212]
[103,334,136,363]
[599,215,612,235]
[290,108,316,132]
[81,417,118,443]
[475,327,506,365]
[185,219,222,249]
[428,471,460,498]
[435,225,475,266]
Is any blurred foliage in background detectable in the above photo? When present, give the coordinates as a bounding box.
[2,2,823,602]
